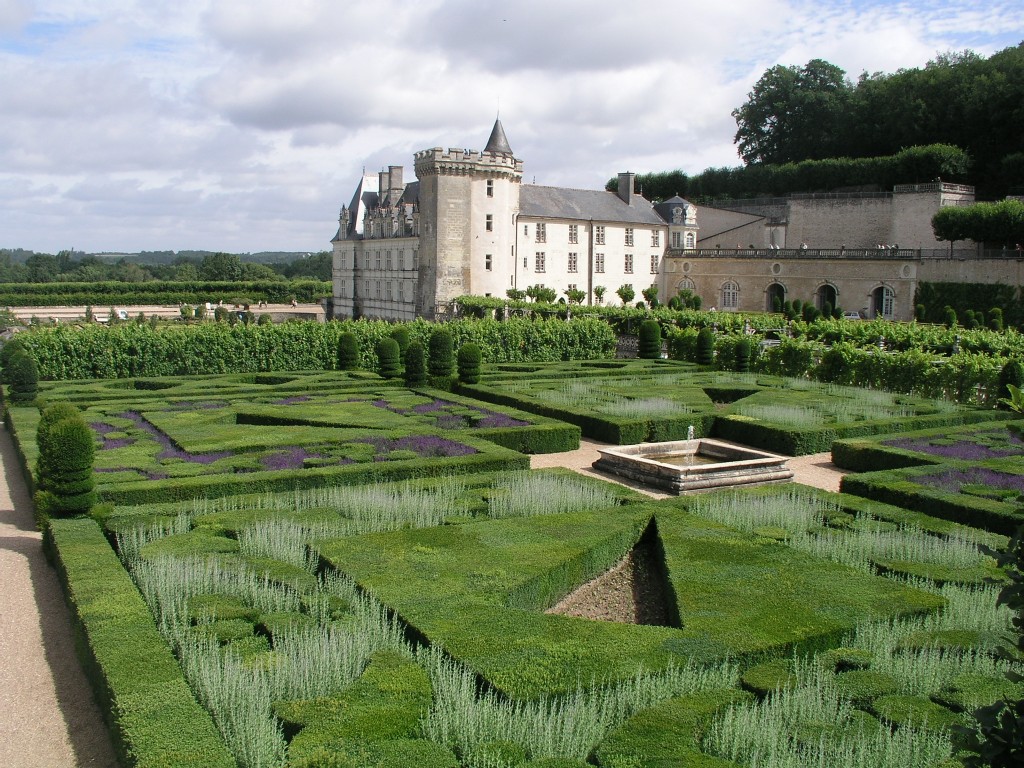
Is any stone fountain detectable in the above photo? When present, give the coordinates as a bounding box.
[593,432,792,494]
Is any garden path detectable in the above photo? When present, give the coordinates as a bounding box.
[0,425,118,768]
[531,438,848,494]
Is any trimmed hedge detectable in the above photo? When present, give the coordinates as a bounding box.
[839,464,1024,535]
[44,517,234,767]
[457,380,715,445]
[831,416,1018,472]
[277,650,437,763]
[91,445,530,506]
[594,688,751,767]
[713,408,1004,456]
[0,278,329,306]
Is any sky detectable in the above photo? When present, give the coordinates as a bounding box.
[1,1,1021,256]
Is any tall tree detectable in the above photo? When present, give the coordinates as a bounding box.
[199,252,243,281]
[733,59,851,165]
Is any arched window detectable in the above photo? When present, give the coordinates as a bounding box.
[677,278,695,293]
[872,286,895,319]
[684,232,696,249]
[721,280,739,310]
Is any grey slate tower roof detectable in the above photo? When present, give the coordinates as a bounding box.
[484,118,513,154]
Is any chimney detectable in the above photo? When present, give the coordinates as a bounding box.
[388,166,403,195]
[617,172,635,205]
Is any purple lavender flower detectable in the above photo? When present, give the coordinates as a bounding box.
[101,437,136,450]
[883,438,1017,461]
[260,446,324,471]
[355,434,477,459]
[917,466,1024,495]
[412,399,453,414]
[273,396,311,406]
[116,410,232,464]
[435,413,469,430]
[90,422,119,435]
[476,414,530,428]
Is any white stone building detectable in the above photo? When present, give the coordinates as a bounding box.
[331,120,696,320]
[332,121,1006,323]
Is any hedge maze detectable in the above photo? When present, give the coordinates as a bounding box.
[7,361,1024,767]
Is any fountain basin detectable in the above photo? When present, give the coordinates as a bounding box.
[593,438,793,494]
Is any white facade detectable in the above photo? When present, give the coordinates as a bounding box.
[331,121,694,319]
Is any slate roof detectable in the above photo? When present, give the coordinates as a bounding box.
[484,119,513,154]
[519,185,666,225]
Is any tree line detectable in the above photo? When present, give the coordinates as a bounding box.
[0,249,333,284]
[612,44,1023,202]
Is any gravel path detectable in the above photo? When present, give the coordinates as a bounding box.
[0,426,118,768]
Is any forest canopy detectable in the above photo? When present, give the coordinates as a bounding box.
[613,43,1023,202]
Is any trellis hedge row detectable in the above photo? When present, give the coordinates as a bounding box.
[44,517,235,768]
[13,317,617,380]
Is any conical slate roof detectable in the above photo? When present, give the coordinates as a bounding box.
[484,118,513,154]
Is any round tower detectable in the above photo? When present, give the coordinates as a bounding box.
[414,119,523,316]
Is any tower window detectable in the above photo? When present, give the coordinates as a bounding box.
[487,179,494,197]
[485,214,493,232]
[485,254,493,271]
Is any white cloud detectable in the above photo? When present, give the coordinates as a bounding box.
[0,0,1019,253]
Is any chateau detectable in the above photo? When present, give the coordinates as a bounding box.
[331,121,1016,322]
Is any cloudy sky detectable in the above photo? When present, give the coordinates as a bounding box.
[1,0,1021,255]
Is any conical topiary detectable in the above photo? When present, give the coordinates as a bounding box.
[403,341,427,386]
[376,337,401,379]
[457,343,482,385]
[35,410,95,517]
[638,320,662,359]
[735,337,753,373]
[338,332,360,370]
[7,351,38,404]
[696,328,715,366]
[389,326,411,355]
[429,329,455,379]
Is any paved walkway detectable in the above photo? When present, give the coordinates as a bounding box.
[0,426,117,768]
[532,438,848,495]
